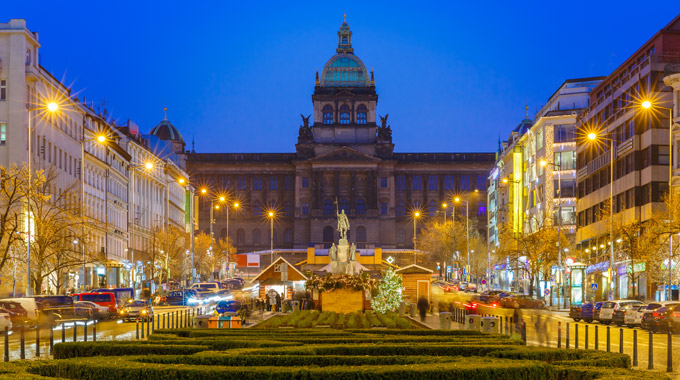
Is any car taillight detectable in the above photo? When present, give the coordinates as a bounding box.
[673,312,680,318]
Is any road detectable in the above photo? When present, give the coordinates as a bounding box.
[431,287,680,377]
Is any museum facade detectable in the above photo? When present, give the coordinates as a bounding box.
[187,21,494,257]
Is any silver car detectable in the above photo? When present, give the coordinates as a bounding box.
[118,300,154,322]
[598,300,643,325]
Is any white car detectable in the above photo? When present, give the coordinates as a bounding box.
[75,301,110,320]
[0,311,12,333]
[598,300,643,324]
[623,304,648,327]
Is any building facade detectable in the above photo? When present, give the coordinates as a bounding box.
[187,21,495,268]
[576,15,680,301]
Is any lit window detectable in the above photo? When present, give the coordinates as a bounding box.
[339,198,350,213]
[461,176,470,191]
[323,105,333,124]
[0,80,6,101]
[396,201,406,216]
[356,198,367,215]
[380,202,388,215]
[339,105,350,124]
[0,123,5,145]
[444,176,454,190]
[301,203,309,216]
[412,175,422,191]
[302,177,309,188]
[269,176,277,190]
[428,175,437,190]
[357,105,367,124]
[323,199,334,215]
[253,176,262,190]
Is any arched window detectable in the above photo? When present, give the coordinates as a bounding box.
[339,104,350,124]
[396,201,406,217]
[356,198,367,215]
[284,229,293,244]
[339,198,350,214]
[356,105,367,125]
[323,198,334,215]
[397,229,405,244]
[323,226,334,249]
[323,105,333,124]
[252,229,261,245]
[428,200,438,216]
[356,226,367,249]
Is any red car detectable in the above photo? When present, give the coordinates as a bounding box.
[71,292,118,314]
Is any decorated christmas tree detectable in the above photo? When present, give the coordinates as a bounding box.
[371,268,403,313]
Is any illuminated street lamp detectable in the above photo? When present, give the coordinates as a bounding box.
[413,211,421,264]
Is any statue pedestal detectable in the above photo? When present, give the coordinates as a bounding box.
[320,288,365,313]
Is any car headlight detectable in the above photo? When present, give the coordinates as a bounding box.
[119,310,126,314]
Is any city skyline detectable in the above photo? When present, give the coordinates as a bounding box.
[3,1,679,154]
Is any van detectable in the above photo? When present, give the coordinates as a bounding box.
[189,282,220,293]
[71,292,117,313]
[91,288,133,307]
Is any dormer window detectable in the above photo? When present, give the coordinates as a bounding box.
[322,105,334,124]
[356,105,367,124]
[339,104,350,125]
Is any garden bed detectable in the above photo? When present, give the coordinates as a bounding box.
[254,310,416,329]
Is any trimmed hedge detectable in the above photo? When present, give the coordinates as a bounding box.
[53,342,208,359]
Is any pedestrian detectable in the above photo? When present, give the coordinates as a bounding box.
[417,297,429,322]
[275,292,281,312]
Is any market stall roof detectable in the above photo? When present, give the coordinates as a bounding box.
[395,264,434,274]
[251,257,308,283]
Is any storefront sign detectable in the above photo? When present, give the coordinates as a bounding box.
[586,261,609,275]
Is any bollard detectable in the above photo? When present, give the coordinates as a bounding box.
[595,325,599,350]
[35,323,40,358]
[619,328,623,354]
[93,321,97,342]
[73,322,77,342]
[558,321,561,348]
[521,321,526,343]
[141,319,145,339]
[585,324,589,349]
[136,320,140,340]
[3,326,8,362]
[667,331,673,373]
[20,325,25,359]
[606,326,610,352]
[84,322,87,342]
[49,322,54,355]
[505,316,508,335]
[633,329,638,367]
[151,315,155,333]
[648,331,653,370]
[499,315,502,333]
[566,322,570,349]
[162,313,166,329]
[61,322,65,343]
[575,323,579,349]
[146,317,150,337]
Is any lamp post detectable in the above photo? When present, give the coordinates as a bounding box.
[454,197,470,282]
[268,211,275,264]
[25,101,59,296]
[587,132,615,300]
[540,159,565,308]
[641,100,675,301]
[413,211,420,264]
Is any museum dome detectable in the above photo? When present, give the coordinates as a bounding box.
[150,107,184,143]
[319,19,370,88]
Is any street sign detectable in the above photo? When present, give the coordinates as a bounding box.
[446,266,452,273]
[544,288,550,296]
[591,283,598,290]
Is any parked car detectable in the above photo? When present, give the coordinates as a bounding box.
[75,301,110,320]
[623,304,648,328]
[73,303,94,320]
[91,288,133,308]
[592,302,604,322]
[0,301,29,327]
[71,292,118,315]
[569,304,583,322]
[571,302,602,323]
[612,303,641,326]
[1,298,39,325]
[0,311,11,333]
[641,303,680,333]
[499,295,545,309]
[636,303,667,330]
[119,300,154,322]
[160,290,198,306]
[30,295,76,322]
[597,300,643,325]
[478,290,505,304]
[221,279,243,290]
[189,282,220,293]
[461,282,478,293]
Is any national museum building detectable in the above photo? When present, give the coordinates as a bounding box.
[187,22,494,262]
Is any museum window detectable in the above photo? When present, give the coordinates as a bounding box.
[253,176,262,190]
[252,229,261,245]
[237,229,245,245]
[396,175,406,190]
[284,229,293,244]
[380,177,387,188]
[356,226,367,249]
[397,229,405,244]
[412,175,422,190]
[396,201,406,216]
[339,105,350,124]
[356,198,367,215]
[322,105,334,124]
[0,80,6,101]
[269,176,278,190]
[461,175,470,191]
[284,176,293,190]
[323,226,334,249]
[428,200,437,215]
[444,175,454,190]
[477,175,486,191]
[323,198,334,215]
[339,198,350,213]
[380,202,388,215]
[284,201,293,216]
[428,175,437,190]
[301,202,309,216]
[252,204,261,216]
[356,105,367,124]
[302,177,309,188]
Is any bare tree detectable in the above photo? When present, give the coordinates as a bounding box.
[0,164,30,275]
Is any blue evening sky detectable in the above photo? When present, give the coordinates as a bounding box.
[4,1,679,153]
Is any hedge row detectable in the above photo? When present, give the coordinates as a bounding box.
[135,354,442,367]
[53,343,208,359]
[254,310,414,329]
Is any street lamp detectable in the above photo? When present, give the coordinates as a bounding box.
[641,99,675,301]
[586,131,616,300]
[268,210,275,264]
[412,211,421,264]
[25,100,61,296]
[540,158,566,308]
[454,196,470,282]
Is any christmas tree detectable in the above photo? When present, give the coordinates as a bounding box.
[371,268,403,313]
